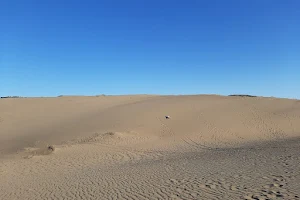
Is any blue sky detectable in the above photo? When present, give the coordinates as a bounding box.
[1,0,299,98]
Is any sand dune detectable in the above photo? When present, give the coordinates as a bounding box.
[1,95,300,199]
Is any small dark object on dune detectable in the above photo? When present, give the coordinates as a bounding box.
[165,116,170,119]
[106,132,115,136]
[47,145,55,152]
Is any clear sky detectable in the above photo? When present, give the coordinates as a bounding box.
[1,0,299,98]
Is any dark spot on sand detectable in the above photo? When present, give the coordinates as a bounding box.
[47,145,55,152]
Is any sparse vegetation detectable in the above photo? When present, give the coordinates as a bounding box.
[95,94,106,97]
[229,94,257,97]
[1,96,22,98]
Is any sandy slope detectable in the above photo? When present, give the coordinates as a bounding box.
[0,95,300,199]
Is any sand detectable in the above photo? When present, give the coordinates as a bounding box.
[0,95,300,199]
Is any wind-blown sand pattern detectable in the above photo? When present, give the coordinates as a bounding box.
[1,95,300,199]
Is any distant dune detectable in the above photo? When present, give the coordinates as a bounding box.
[1,95,300,199]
